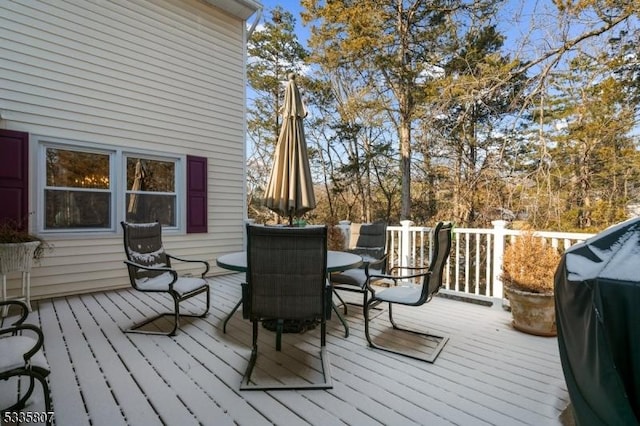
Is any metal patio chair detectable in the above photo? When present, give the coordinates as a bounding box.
[121,221,210,336]
[364,222,453,363]
[241,225,332,390]
[331,221,388,314]
[0,301,52,425]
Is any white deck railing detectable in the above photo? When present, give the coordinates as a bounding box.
[338,220,594,305]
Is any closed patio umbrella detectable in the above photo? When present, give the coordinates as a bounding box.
[264,73,316,225]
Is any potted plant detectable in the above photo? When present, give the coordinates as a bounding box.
[502,228,561,336]
[0,220,49,269]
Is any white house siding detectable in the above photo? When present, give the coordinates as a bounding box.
[0,0,252,298]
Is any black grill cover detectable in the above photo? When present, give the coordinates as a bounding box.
[555,218,640,425]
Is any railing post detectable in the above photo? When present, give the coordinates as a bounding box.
[491,220,507,302]
[400,220,413,269]
[337,220,351,250]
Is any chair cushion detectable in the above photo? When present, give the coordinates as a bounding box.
[332,269,367,288]
[128,248,167,279]
[331,268,390,289]
[135,273,207,295]
[0,335,49,372]
[375,283,422,304]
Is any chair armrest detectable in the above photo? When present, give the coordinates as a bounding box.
[363,253,389,275]
[123,260,178,289]
[123,260,174,274]
[0,300,29,326]
[0,324,44,361]
[166,255,210,277]
[387,265,429,275]
[364,268,432,293]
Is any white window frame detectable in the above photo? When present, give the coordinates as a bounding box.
[35,136,185,236]
[122,151,183,232]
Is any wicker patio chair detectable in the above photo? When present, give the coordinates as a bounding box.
[121,221,210,336]
[363,222,453,363]
[331,221,388,314]
[241,225,332,390]
[0,301,52,425]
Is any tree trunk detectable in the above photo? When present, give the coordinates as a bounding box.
[400,120,412,220]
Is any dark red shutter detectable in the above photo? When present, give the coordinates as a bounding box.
[0,129,29,231]
[186,155,207,233]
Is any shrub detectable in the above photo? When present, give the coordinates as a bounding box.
[502,230,561,293]
[324,217,345,251]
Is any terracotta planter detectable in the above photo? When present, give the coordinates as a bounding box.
[505,286,557,337]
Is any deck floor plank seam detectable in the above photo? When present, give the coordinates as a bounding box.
[3,272,571,425]
[91,290,203,425]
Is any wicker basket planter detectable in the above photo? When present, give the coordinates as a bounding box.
[1,241,41,314]
[0,241,41,274]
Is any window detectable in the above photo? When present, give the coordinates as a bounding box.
[36,138,201,234]
[125,156,177,227]
[44,147,112,230]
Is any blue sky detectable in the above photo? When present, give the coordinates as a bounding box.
[254,1,309,41]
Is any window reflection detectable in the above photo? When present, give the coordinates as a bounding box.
[126,158,176,226]
[42,147,179,230]
[46,149,109,188]
[45,148,111,230]
[45,191,111,229]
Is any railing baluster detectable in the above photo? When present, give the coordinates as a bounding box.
[348,222,593,305]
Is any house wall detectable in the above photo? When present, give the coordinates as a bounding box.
[0,0,249,298]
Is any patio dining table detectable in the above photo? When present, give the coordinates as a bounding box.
[216,250,363,336]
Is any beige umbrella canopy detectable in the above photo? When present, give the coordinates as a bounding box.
[264,74,316,225]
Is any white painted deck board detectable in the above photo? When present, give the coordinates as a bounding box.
[4,273,569,425]
[66,295,160,426]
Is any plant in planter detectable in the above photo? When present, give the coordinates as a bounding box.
[502,229,562,336]
[0,220,49,263]
[0,219,51,313]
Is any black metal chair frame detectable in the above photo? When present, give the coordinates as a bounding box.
[240,225,332,390]
[121,221,210,336]
[363,222,453,363]
[0,301,52,425]
[331,221,388,315]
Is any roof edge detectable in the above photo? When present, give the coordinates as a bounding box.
[203,0,262,20]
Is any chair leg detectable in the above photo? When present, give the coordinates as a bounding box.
[171,295,180,336]
[389,303,398,328]
[223,299,243,333]
[240,318,333,391]
[3,371,51,423]
[241,321,260,389]
[202,286,211,316]
[363,294,375,348]
[365,298,449,363]
[275,319,283,351]
[331,303,349,338]
[332,289,348,314]
[5,373,36,411]
[125,286,209,336]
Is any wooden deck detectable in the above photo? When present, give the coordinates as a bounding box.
[2,273,569,425]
